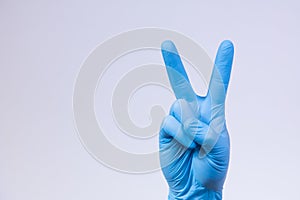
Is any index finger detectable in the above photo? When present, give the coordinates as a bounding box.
[161,40,196,103]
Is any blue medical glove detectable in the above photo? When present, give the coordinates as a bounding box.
[159,40,234,200]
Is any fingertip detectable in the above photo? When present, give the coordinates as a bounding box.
[215,40,235,69]
[221,40,234,47]
[161,40,179,55]
[219,40,234,55]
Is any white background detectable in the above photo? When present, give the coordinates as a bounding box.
[1,0,300,199]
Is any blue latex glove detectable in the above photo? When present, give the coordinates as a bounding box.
[159,40,234,200]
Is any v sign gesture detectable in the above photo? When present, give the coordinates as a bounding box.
[159,40,234,200]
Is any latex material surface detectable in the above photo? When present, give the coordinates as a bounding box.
[159,40,234,199]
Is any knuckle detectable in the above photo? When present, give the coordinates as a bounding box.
[169,100,181,115]
[161,115,171,130]
[169,99,187,114]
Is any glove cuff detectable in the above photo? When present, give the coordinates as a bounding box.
[168,187,222,200]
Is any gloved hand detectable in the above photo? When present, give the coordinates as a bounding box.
[159,40,234,200]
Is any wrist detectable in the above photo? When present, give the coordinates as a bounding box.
[168,185,222,200]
